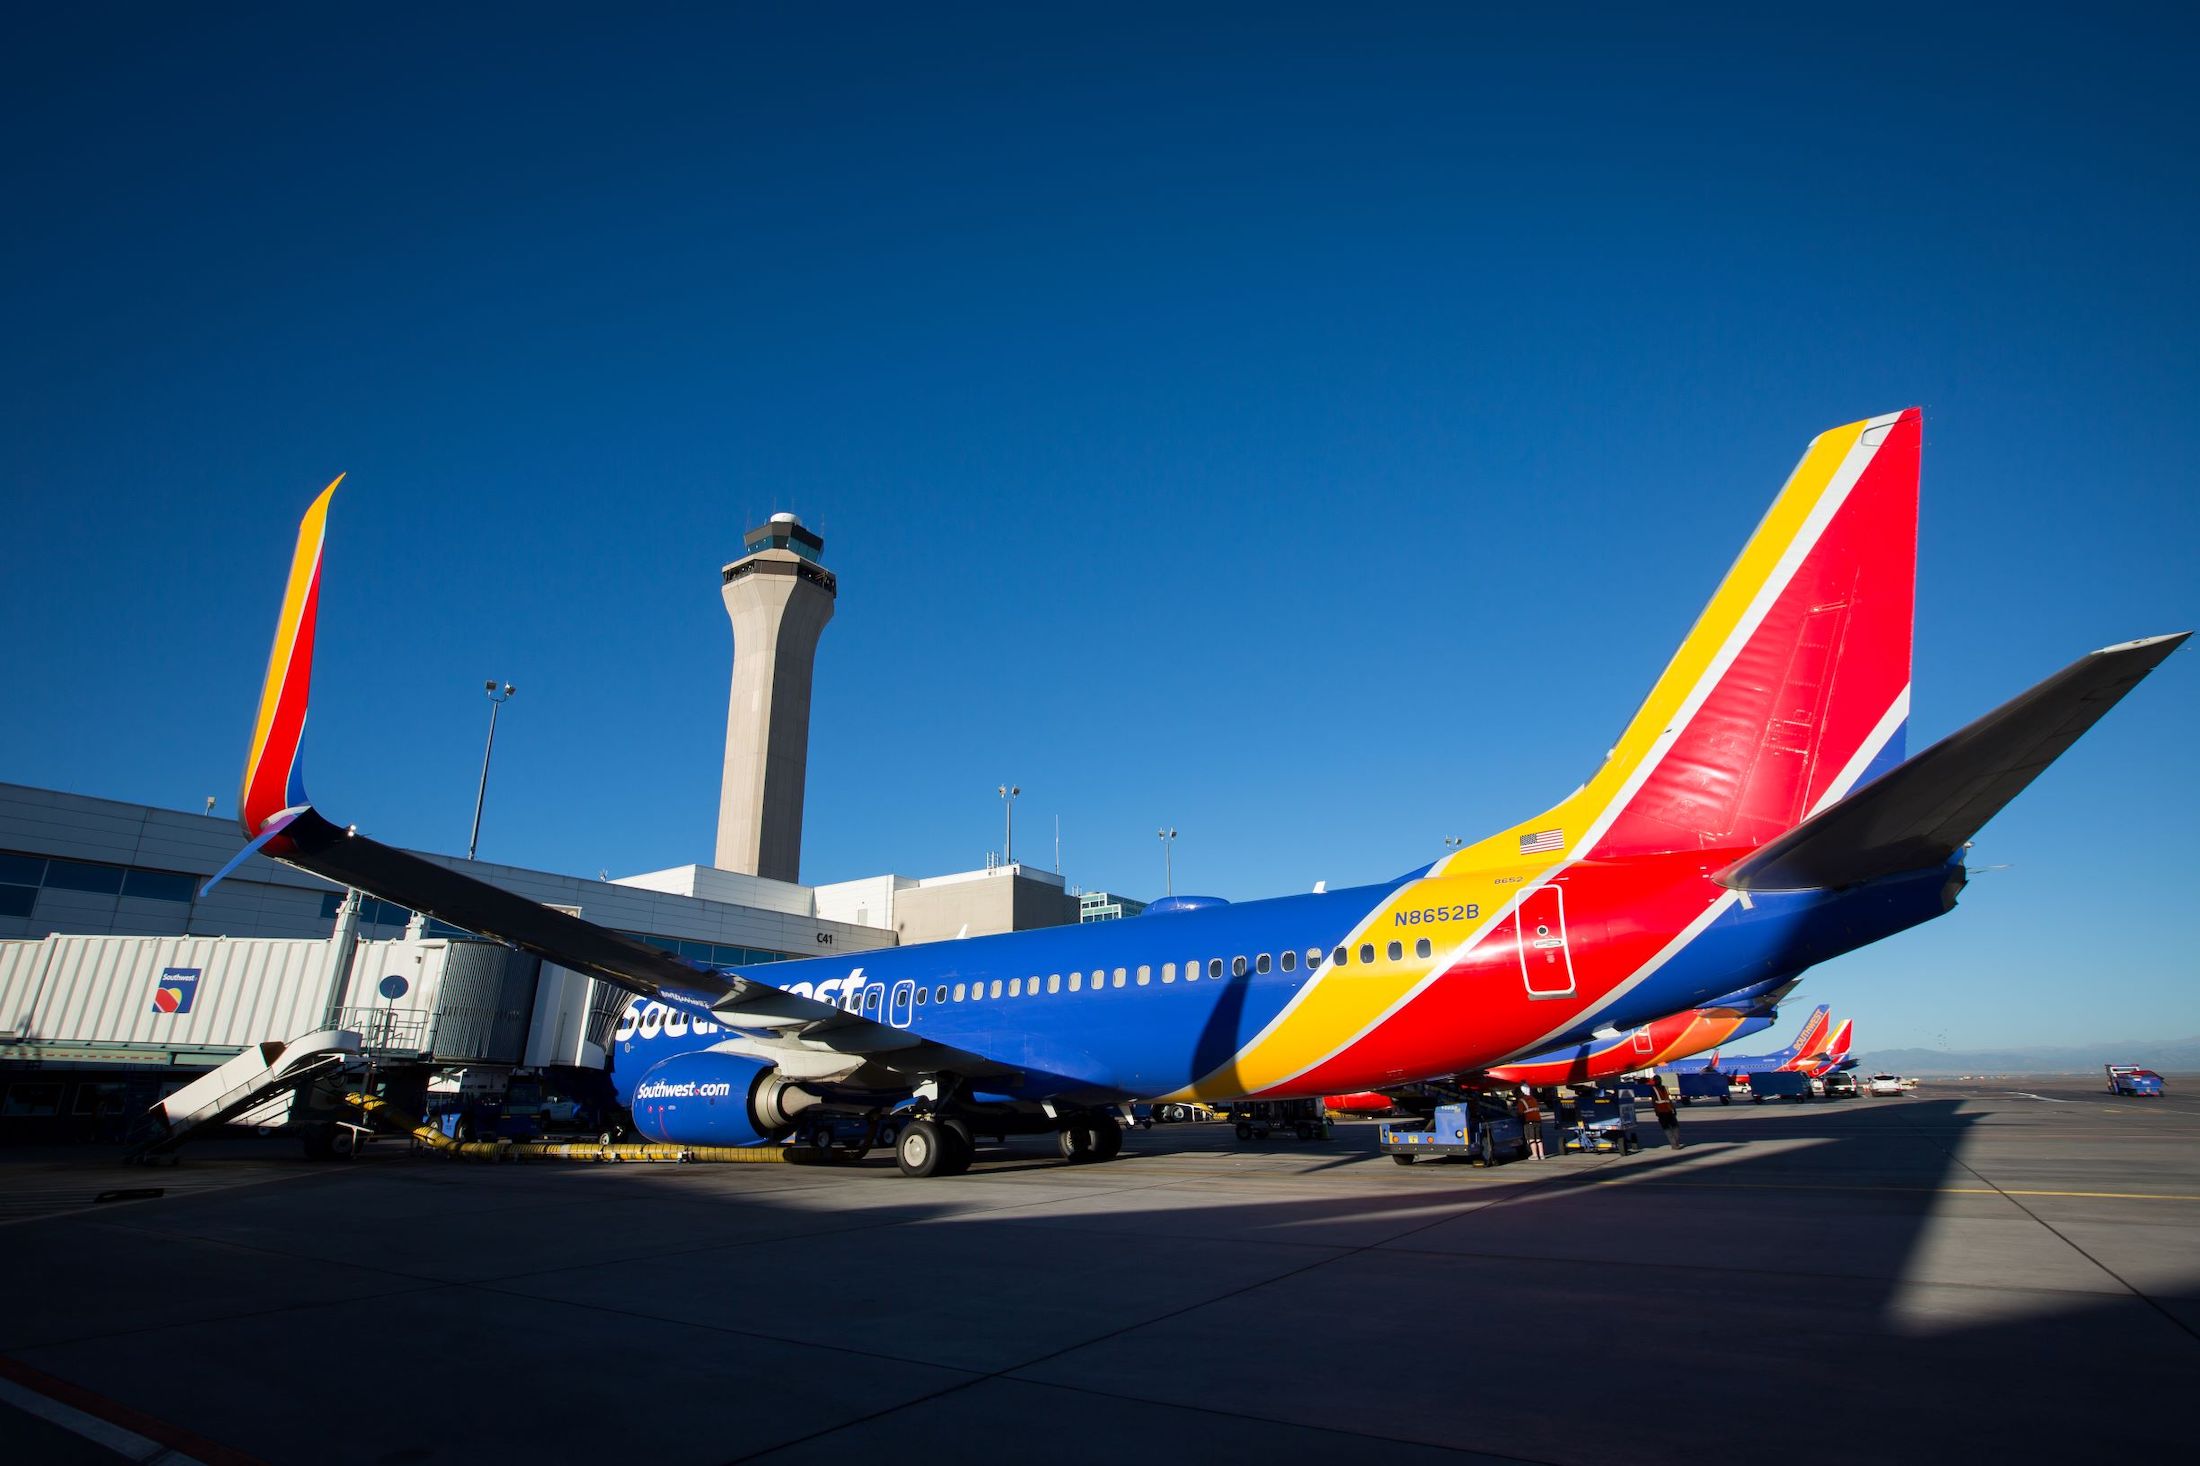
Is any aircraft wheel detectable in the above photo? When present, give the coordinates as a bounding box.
[938,1125,974,1175]
[941,1114,973,1157]
[1091,1119,1123,1161]
[896,1119,953,1178]
[1057,1121,1097,1163]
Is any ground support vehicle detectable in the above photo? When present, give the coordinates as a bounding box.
[1823,1072,1858,1098]
[1380,1096,1528,1166]
[2106,1065,2165,1097]
[1675,1072,1731,1105]
[1229,1098,1333,1142]
[1867,1074,1905,1096]
[1562,1093,1641,1152]
[1150,1101,1217,1123]
[1750,1071,1812,1103]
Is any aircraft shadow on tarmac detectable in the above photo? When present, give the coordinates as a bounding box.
[4,1095,2197,1466]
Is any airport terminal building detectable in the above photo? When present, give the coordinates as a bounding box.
[1,511,1109,1138]
[0,780,1094,1139]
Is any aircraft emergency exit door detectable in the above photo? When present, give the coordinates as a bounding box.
[1517,885,1576,998]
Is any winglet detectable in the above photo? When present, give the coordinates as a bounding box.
[239,476,341,838]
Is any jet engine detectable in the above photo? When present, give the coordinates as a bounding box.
[628,1051,827,1148]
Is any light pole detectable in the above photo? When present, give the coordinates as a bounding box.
[1158,827,1176,896]
[998,785,1019,866]
[468,681,516,861]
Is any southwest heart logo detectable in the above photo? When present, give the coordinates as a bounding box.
[152,968,200,1015]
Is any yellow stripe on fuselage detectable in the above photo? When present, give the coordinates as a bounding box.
[1161,864,1555,1101]
[246,476,341,772]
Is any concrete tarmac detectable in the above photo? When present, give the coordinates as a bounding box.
[2,1078,2195,1464]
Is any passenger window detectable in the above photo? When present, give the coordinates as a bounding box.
[1308,948,1322,968]
[1334,947,1348,966]
[935,985,947,1003]
[916,988,927,1005]
[1387,941,1402,961]
[990,979,1003,999]
[1048,974,1061,994]
[1070,972,1082,992]
[1137,964,1151,986]
[953,982,966,1001]
[1112,967,1127,988]
[1358,943,1374,964]
[1255,953,1270,974]
[1209,958,1223,979]
[1280,949,1296,973]
[1162,962,1176,983]
[1231,955,1248,978]
[1186,958,1200,981]
[1415,938,1432,959]
[1009,977,1021,996]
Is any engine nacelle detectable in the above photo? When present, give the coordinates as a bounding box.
[629,1051,814,1148]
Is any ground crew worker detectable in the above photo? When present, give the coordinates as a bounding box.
[1650,1076,1682,1149]
[1518,1089,1546,1158]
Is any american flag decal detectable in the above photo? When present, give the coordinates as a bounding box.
[1518,828,1564,854]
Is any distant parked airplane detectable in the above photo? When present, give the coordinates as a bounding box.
[1665,1004,1833,1079]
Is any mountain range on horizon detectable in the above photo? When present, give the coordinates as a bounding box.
[1857,1035,2200,1076]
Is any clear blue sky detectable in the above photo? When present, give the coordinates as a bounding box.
[2,5,2192,1049]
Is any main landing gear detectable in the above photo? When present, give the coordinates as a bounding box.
[1055,1114,1123,1164]
[890,1100,1127,1177]
[895,1117,976,1178]
[876,1077,1132,1177]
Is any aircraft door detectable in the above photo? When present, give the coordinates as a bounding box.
[1517,885,1576,999]
[888,978,916,1028]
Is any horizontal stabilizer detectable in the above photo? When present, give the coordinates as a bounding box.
[1721,633,2188,892]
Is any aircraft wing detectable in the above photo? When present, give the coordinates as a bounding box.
[1720,633,2188,892]
[233,479,1013,1082]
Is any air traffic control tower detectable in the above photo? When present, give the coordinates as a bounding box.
[715,512,836,882]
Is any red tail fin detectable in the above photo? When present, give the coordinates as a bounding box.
[1592,411,1919,857]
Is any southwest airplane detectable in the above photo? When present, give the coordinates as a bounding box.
[1663,1003,1834,1078]
[1324,980,1797,1107]
[1803,1017,1857,1078]
[231,408,2185,1176]
[1482,990,1800,1089]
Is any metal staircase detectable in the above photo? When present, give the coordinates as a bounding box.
[128,1025,362,1161]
